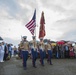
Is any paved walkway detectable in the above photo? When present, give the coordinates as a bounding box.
[0,57,76,75]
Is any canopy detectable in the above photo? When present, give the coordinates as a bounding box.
[51,43,56,46]
[67,41,75,44]
[0,37,3,40]
[57,40,65,45]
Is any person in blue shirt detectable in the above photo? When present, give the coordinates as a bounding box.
[8,44,12,58]
[64,44,69,58]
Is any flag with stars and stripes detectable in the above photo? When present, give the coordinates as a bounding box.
[25,9,36,35]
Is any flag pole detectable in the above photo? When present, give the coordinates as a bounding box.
[21,35,22,40]
[35,9,36,40]
[35,24,36,40]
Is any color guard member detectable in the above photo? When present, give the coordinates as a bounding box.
[46,40,53,65]
[20,36,29,70]
[38,38,45,66]
[30,36,38,68]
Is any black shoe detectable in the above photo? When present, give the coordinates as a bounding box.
[50,63,53,65]
[39,60,41,63]
[33,66,37,68]
[47,60,49,63]
[42,64,44,66]
[23,67,27,70]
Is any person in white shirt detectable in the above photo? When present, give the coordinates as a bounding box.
[0,43,4,62]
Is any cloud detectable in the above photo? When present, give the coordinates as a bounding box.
[61,30,76,41]
[40,0,76,10]
[40,0,76,19]
[0,0,22,18]
[0,0,40,25]
[53,17,76,41]
[0,0,76,45]
[4,37,20,47]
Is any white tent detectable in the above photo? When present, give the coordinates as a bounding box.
[0,36,3,43]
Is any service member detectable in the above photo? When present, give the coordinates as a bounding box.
[46,40,53,65]
[20,36,29,70]
[30,36,38,68]
[38,38,45,66]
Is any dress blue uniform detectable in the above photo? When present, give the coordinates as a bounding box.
[46,40,53,65]
[20,36,29,70]
[39,38,45,66]
[30,36,38,68]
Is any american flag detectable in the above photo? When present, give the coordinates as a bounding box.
[25,9,36,35]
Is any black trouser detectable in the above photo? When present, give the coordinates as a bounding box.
[3,53,8,60]
[65,51,69,58]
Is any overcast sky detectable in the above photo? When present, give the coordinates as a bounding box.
[0,0,76,46]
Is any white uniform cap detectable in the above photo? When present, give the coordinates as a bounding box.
[23,36,27,39]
